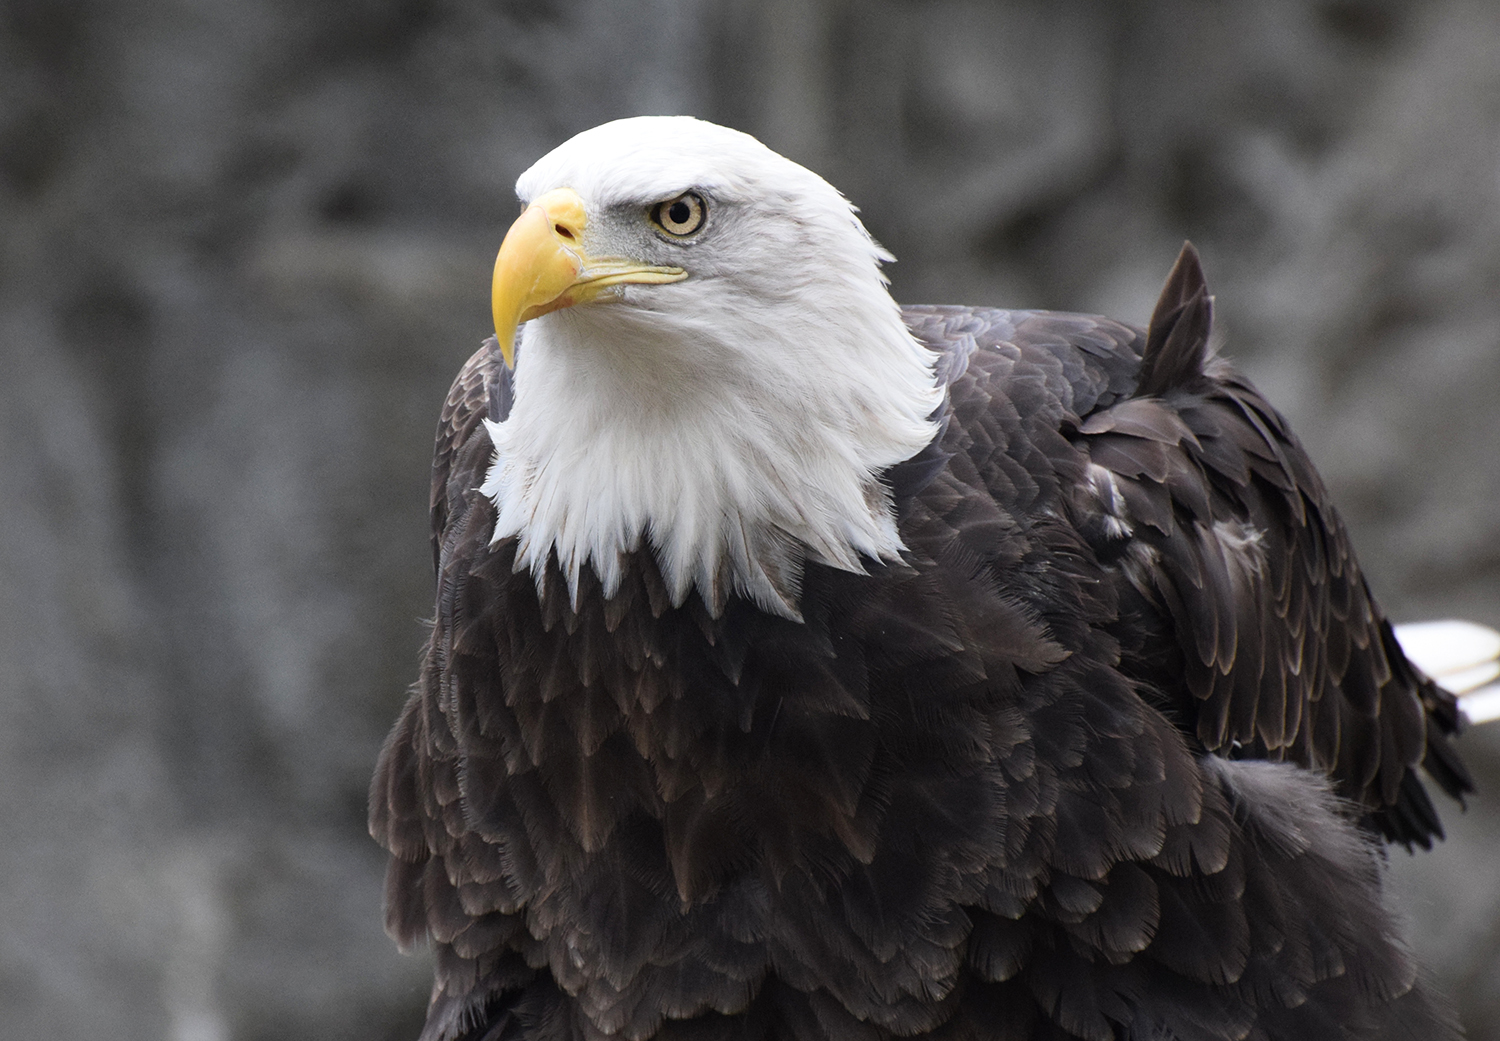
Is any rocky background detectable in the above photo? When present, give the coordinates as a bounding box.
[2,0,1499,1038]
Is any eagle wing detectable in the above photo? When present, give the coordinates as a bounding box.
[905,245,1470,849]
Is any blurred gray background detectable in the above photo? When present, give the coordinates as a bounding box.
[2,0,1499,1038]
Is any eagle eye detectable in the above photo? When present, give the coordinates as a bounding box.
[652,192,706,237]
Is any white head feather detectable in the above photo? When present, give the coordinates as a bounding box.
[480,117,941,620]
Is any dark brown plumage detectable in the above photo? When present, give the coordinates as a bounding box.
[371,244,1470,1041]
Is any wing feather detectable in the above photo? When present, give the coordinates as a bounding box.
[1038,244,1473,845]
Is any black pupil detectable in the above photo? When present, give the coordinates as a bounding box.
[668,200,692,226]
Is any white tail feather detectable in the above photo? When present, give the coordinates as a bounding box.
[1460,685,1500,726]
[1394,619,1500,726]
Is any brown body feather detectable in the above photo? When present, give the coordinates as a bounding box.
[372,246,1469,1041]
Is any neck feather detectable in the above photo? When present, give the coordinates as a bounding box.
[481,291,939,621]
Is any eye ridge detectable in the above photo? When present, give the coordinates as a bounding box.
[652,191,706,237]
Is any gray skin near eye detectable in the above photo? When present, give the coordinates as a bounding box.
[582,197,721,265]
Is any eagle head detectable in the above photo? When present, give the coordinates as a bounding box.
[481,117,941,620]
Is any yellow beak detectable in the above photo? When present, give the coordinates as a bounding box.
[491,187,689,368]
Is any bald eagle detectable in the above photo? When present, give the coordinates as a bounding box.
[370,117,1476,1041]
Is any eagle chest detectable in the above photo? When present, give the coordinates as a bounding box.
[450,528,1053,886]
[420,520,1121,1038]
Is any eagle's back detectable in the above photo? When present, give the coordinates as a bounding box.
[371,250,1467,1041]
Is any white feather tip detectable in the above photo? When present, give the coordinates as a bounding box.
[1394,619,1500,726]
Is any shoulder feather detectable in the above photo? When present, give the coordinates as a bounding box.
[430,336,511,574]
